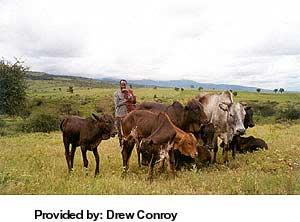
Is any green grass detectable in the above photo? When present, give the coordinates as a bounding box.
[0,124,300,194]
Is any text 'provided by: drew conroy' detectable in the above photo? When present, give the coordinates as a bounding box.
[34,209,178,221]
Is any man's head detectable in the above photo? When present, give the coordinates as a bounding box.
[120,79,127,90]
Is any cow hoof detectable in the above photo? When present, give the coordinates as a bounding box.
[84,168,89,176]
[121,171,127,179]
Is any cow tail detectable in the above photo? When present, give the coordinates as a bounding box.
[60,118,65,131]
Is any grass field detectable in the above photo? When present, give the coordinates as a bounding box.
[1,80,300,194]
[1,124,300,194]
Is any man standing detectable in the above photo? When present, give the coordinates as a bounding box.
[114,79,136,148]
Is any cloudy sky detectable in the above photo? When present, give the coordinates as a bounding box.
[1,0,300,91]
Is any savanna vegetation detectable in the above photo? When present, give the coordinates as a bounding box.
[1,69,300,194]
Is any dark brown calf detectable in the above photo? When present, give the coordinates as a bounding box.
[233,136,268,153]
[60,114,117,176]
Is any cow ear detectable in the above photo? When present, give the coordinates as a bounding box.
[244,106,251,110]
[240,102,247,107]
[219,103,228,112]
[92,113,101,121]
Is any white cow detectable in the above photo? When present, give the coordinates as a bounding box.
[197,91,246,163]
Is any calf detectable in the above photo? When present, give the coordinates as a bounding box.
[121,110,177,172]
[60,113,117,176]
[121,110,198,180]
[229,136,268,153]
[136,100,211,167]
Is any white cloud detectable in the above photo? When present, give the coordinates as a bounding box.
[1,0,300,90]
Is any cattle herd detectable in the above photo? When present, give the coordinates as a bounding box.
[60,90,268,181]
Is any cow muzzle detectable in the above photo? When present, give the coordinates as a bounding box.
[236,128,245,135]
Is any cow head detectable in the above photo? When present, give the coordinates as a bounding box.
[92,113,117,139]
[184,99,208,132]
[176,133,198,158]
[219,90,234,105]
[244,106,255,128]
[218,103,246,136]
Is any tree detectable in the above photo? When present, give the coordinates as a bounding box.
[0,59,27,116]
[198,86,203,91]
[256,88,261,93]
[279,88,285,93]
[273,89,278,93]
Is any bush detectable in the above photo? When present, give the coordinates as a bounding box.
[250,102,277,117]
[32,98,43,106]
[20,113,61,133]
[278,105,300,121]
[0,59,28,116]
[0,119,5,128]
[59,103,72,114]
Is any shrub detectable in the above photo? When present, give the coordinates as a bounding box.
[0,119,5,128]
[32,98,43,107]
[59,103,72,114]
[0,59,28,116]
[278,105,300,121]
[233,91,238,96]
[20,113,61,133]
[250,102,277,117]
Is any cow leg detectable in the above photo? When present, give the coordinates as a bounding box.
[136,143,141,167]
[121,141,134,173]
[231,141,236,159]
[212,139,218,164]
[147,154,155,183]
[63,139,72,173]
[157,159,165,174]
[80,146,89,176]
[93,147,100,177]
[223,143,229,163]
[167,149,176,179]
[70,144,76,171]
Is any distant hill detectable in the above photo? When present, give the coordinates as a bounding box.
[26,71,272,92]
[25,71,118,88]
[101,78,271,92]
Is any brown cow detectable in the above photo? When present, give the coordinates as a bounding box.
[60,114,117,176]
[136,100,211,167]
[140,122,199,180]
[136,99,208,133]
[121,110,198,180]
